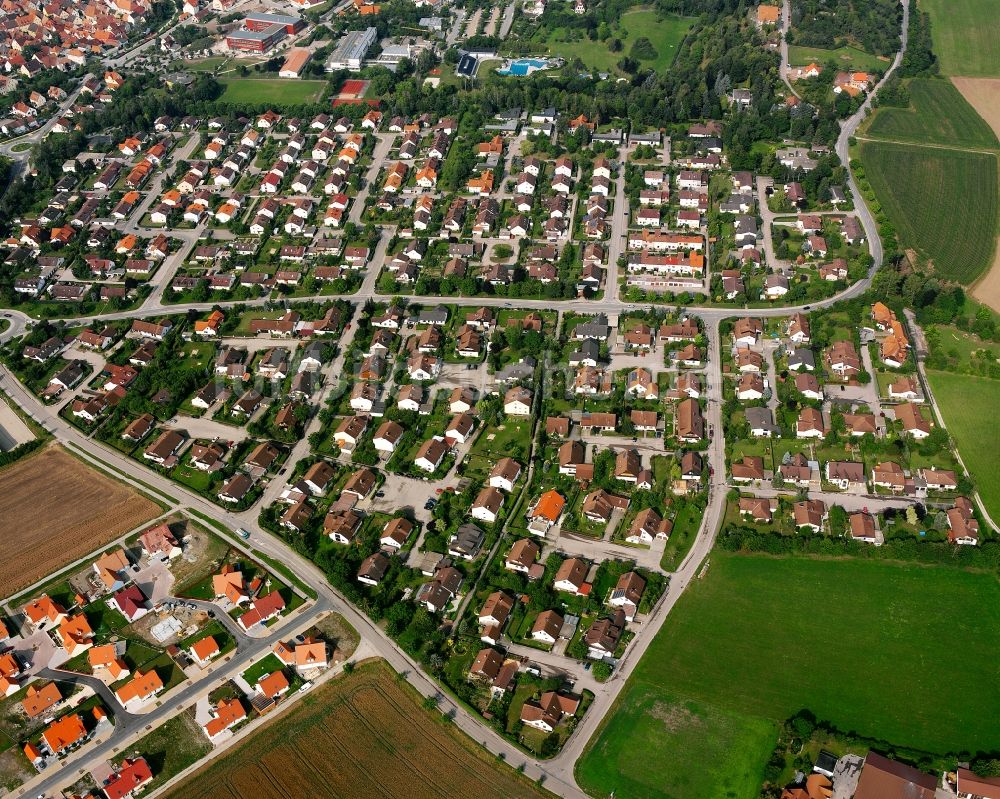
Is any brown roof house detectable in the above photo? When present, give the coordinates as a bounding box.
[608,571,646,622]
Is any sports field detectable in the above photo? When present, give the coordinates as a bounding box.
[866,78,1000,150]
[787,44,887,74]
[578,554,1000,798]
[533,10,693,73]
[218,78,326,105]
[926,370,1000,523]
[859,140,998,283]
[917,0,1000,77]
[165,660,555,799]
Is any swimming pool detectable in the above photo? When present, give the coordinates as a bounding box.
[496,58,551,76]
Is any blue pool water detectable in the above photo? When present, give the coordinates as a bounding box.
[497,58,550,76]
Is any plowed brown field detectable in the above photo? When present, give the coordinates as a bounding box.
[0,446,160,598]
[165,661,555,799]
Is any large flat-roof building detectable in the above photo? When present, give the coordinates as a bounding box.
[245,11,305,33]
[226,12,304,53]
[226,24,287,53]
[326,27,378,71]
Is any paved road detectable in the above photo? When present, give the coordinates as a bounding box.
[778,0,798,97]
[498,0,517,39]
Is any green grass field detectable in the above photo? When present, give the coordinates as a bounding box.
[867,78,1000,150]
[218,78,326,105]
[917,0,1000,77]
[787,43,888,73]
[859,140,998,283]
[578,554,1000,799]
[533,10,693,73]
[577,683,776,799]
[926,370,1000,522]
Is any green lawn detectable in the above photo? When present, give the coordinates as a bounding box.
[859,140,998,283]
[182,56,229,72]
[918,0,1000,77]
[532,10,693,73]
[927,370,1000,523]
[578,553,1000,799]
[241,653,285,686]
[114,713,211,793]
[866,78,999,150]
[787,43,888,73]
[218,78,326,105]
[577,684,777,799]
[469,418,532,462]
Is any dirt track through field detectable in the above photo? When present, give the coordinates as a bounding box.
[953,78,1000,312]
[0,445,160,599]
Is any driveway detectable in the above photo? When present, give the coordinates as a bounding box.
[553,531,665,572]
[174,414,252,444]
[10,628,62,674]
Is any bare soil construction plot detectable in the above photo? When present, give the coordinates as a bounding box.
[0,446,161,599]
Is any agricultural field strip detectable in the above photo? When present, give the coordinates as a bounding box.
[168,663,556,799]
[0,447,161,599]
[855,136,999,155]
[859,140,998,283]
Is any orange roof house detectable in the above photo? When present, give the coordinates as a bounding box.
[212,565,247,604]
[195,310,224,335]
[89,644,130,680]
[23,595,67,629]
[273,637,329,670]
[190,635,221,664]
[57,614,94,655]
[476,135,503,156]
[871,301,894,328]
[115,233,138,253]
[22,682,62,719]
[115,669,164,707]
[467,170,494,194]
[41,712,88,754]
[529,490,566,523]
[257,669,290,699]
[204,698,246,740]
[23,742,43,765]
[94,548,130,589]
[416,164,438,186]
